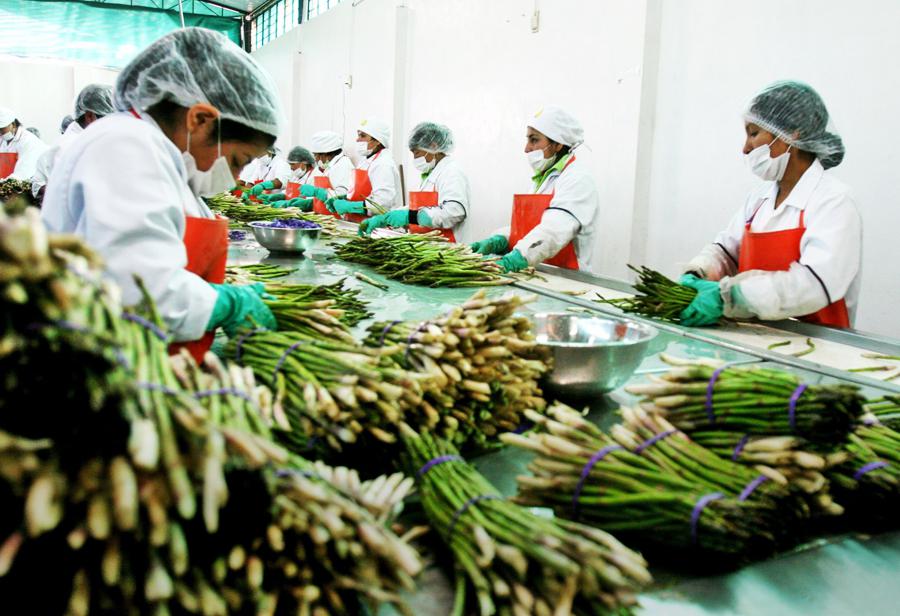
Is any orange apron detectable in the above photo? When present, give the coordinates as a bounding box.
[0,152,18,178]
[508,156,579,270]
[408,191,456,242]
[738,204,849,328]
[285,182,300,200]
[312,175,337,217]
[345,150,384,224]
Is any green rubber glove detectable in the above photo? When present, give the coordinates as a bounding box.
[332,198,366,216]
[300,184,328,201]
[359,209,410,235]
[470,234,509,256]
[259,192,285,203]
[678,274,724,327]
[250,181,275,197]
[207,282,277,337]
[271,197,313,211]
[497,249,529,273]
[324,195,347,213]
[415,208,433,227]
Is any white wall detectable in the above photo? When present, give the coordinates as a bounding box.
[0,56,118,145]
[643,0,900,337]
[253,0,900,337]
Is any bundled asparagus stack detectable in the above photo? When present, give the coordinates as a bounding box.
[226,263,298,282]
[0,207,424,614]
[596,265,698,323]
[334,232,511,287]
[828,420,900,523]
[402,425,652,616]
[206,191,351,237]
[365,290,551,449]
[503,403,807,561]
[0,178,34,214]
[864,396,900,431]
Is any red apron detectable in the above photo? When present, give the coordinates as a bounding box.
[738,204,849,328]
[408,191,455,242]
[312,175,337,217]
[285,182,300,200]
[345,150,384,224]
[0,152,18,178]
[508,156,579,270]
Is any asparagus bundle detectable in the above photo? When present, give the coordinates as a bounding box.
[206,191,352,237]
[334,232,511,287]
[365,290,551,449]
[265,297,358,344]
[0,178,33,201]
[225,263,298,282]
[828,421,900,522]
[596,265,698,322]
[503,403,807,561]
[864,396,900,431]
[402,425,651,616]
[266,280,372,327]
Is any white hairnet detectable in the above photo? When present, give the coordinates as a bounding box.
[26,127,40,138]
[0,108,15,127]
[75,84,115,119]
[358,118,391,147]
[408,121,454,153]
[309,130,343,153]
[744,81,845,169]
[528,105,584,148]
[114,27,284,138]
[60,115,75,133]
[288,146,314,165]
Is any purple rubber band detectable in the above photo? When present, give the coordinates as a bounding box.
[416,454,464,479]
[29,320,91,334]
[863,416,880,427]
[136,382,180,396]
[690,492,724,545]
[513,421,534,434]
[273,339,310,378]
[788,384,808,431]
[377,320,401,347]
[572,444,623,515]
[276,468,316,479]
[738,475,769,501]
[634,430,676,454]
[731,435,750,461]
[448,494,502,537]
[854,460,889,480]
[194,387,256,406]
[235,328,265,363]
[705,367,726,423]
[404,321,431,362]
[122,313,169,342]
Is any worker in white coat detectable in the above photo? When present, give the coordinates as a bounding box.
[0,107,48,180]
[680,81,861,329]
[42,28,283,360]
[32,84,115,201]
[260,146,318,209]
[359,121,470,241]
[298,130,355,215]
[325,118,401,222]
[471,105,599,273]
[241,146,290,192]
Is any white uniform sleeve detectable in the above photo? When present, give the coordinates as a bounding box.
[11,131,49,180]
[31,147,55,197]
[422,162,469,229]
[270,158,291,187]
[333,157,353,196]
[719,193,862,321]
[366,157,398,213]
[238,159,258,183]
[685,204,746,280]
[512,209,580,266]
[60,130,217,341]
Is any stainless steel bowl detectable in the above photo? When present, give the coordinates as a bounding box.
[532,312,658,398]
[248,221,321,254]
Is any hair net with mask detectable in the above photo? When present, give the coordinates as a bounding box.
[408,121,454,154]
[528,105,584,148]
[114,27,284,138]
[744,81,845,169]
[75,84,115,120]
[288,146,315,166]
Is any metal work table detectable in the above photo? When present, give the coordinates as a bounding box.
[228,235,900,616]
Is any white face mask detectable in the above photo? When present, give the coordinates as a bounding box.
[316,159,327,171]
[527,148,555,173]
[182,123,234,197]
[413,156,436,174]
[2,131,14,143]
[745,139,791,181]
[356,141,371,156]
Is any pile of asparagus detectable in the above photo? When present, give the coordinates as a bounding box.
[403,425,652,615]
[365,291,551,450]
[334,232,511,287]
[864,396,900,431]
[0,179,34,214]
[596,265,699,323]
[206,191,351,237]
[504,403,808,561]
[0,207,423,614]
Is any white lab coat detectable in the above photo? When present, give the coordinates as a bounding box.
[324,153,354,195]
[499,154,599,271]
[349,148,402,212]
[686,159,862,324]
[42,111,218,342]
[418,156,471,241]
[32,122,84,197]
[290,166,314,186]
[0,125,49,180]
[239,155,291,187]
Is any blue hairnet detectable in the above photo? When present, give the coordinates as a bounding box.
[114,27,284,138]
[60,115,75,133]
[288,146,314,165]
[744,81,845,169]
[75,84,115,119]
[408,121,454,153]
